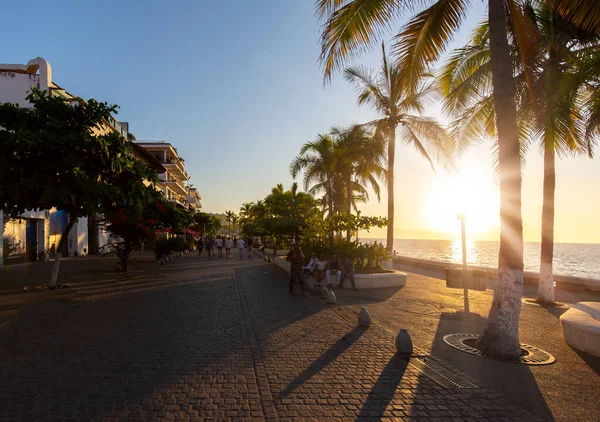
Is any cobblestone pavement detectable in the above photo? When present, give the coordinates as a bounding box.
[0,251,548,420]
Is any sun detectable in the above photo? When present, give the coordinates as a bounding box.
[423,163,500,238]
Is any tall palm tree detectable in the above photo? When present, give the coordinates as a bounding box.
[225,210,236,237]
[316,0,536,358]
[333,125,386,240]
[290,133,337,242]
[345,43,453,253]
[440,3,598,304]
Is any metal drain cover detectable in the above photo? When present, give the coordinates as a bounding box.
[410,357,478,388]
[443,333,556,365]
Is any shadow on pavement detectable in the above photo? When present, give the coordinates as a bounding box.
[575,350,600,376]
[279,326,367,398]
[356,354,409,419]
[426,311,553,420]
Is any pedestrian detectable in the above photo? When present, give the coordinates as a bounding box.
[197,237,204,256]
[206,237,214,257]
[315,255,327,287]
[247,237,254,258]
[225,237,232,257]
[216,236,224,257]
[326,254,341,287]
[339,255,356,290]
[286,242,306,296]
[237,237,245,258]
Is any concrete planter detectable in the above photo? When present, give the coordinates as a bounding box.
[273,257,407,289]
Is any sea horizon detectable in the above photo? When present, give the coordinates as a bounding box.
[361,238,600,280]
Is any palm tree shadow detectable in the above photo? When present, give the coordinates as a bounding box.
[278,326,367,398]
[357,354,410,420]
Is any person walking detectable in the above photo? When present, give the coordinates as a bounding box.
[197,237,204,256]
[247,237,254,258]
[237,237,245,258]
[205,237,214,258]
[286,242,306,296]
[216,236,224,257]
[225,237,232,257]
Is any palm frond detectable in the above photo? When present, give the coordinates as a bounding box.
[393,0,470,90]
[318,0,408,81]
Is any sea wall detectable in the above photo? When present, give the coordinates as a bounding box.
[394,255,600,293]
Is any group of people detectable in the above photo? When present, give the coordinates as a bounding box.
[196,235,258,258]
[286,242,356,296]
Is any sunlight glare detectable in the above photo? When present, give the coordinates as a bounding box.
[423,162,499,238]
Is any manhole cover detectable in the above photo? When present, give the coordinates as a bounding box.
[443,333,555,365]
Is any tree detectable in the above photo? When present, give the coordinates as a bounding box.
[440,3,599,304]
[331,126,386,240]
[344,43,453,254]
[225,210,236,236]
[191,212,221,236]
[316,0,533,357]
[0,89,146,287]
[290,133,337,243]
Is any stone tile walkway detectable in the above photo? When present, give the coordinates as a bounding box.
[0,252,547,420]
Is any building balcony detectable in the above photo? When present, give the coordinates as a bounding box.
[167,197,187,208]
[165,179,187,196]
[163,159,188,181]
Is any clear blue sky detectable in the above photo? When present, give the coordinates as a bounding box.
[5,1,599,242]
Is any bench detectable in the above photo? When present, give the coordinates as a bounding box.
[560,302,600,357]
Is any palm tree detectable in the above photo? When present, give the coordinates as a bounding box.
[440,3,598,304]
[290,133,337,242]
[345,43,453,252]
[239,202,254,222]
[316,0,535,358]
[225,210,236,237]
[231,214,239,236]
[333,125,386,240]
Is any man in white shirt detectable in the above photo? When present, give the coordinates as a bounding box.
[237,238,246,258]
[225,237,232,257]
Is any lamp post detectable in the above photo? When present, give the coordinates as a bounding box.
[457,212,469,312]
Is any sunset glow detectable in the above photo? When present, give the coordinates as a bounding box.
[423,163,500,237]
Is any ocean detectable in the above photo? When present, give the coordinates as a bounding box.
[362,238,600,280]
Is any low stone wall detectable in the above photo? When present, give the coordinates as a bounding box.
[273,257,406,289]
[394,255,600,293]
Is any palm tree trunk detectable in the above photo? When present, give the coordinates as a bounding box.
[386,126,395,254]
[538,44,558,305]
[538,134,556,304]
[478,0,524,359]
[346,174,353,241]
[327,172,334,245]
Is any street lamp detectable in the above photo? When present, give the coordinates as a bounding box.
[457,212,469,313]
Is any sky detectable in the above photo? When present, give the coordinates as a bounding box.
[3,1,599,243]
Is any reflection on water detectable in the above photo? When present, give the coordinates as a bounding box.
[450,239,479,266]
[363,238,600,280]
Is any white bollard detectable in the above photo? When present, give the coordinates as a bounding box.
[396,329,413,356]
[358,307,371,327]
[305,278,314,290]
[326,289,336,304]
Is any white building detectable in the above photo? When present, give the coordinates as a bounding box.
[0,57,163,265]
[135,142,201,212]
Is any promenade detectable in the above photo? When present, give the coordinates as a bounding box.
[0,251,598,421]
